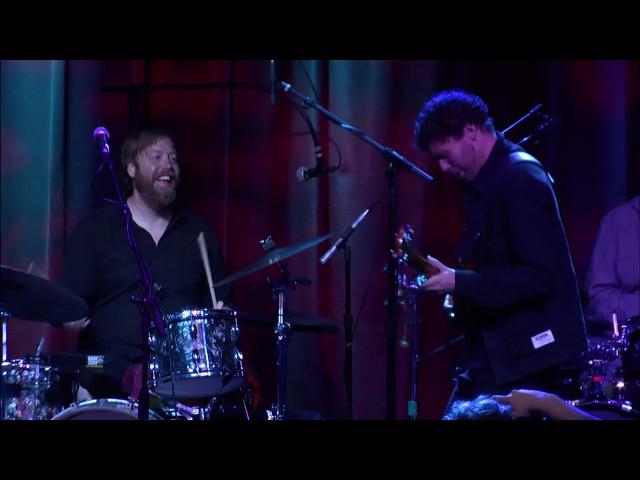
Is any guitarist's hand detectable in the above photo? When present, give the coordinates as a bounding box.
[421,255,455,294]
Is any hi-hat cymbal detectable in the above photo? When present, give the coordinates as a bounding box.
[213,232,334,288]
[237,311,338,333]
[0,265,88,326]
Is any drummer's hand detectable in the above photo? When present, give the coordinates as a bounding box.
[63,317,91,330]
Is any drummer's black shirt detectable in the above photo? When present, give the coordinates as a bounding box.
[59,204,232,395]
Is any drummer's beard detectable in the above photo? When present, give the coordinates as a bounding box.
[132,167,180,211]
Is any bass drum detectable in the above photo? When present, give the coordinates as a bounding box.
[52,398,162,420]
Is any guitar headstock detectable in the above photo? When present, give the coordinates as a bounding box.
[393,224,415,266]
[392,224,439,276]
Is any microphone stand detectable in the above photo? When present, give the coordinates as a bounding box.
[500,104,542,136]
[500,103,556,146]
[95,131,165,420]
[320,204,375,419]
[321,239,354,420]
[280,81,433,419]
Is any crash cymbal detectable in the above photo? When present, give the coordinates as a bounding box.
[213,232,334,288]
[237,311,338,333]
[0,266,88,326]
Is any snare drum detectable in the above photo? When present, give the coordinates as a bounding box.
[52,398,162,420]
[149,308,245,398]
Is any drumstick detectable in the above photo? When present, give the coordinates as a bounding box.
[197,232,218,308]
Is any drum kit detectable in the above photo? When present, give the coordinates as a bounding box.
[4,239,639,420]
[565,315,640,420]
[1,232,338,420]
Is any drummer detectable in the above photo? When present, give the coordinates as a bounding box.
[59,127,232,400]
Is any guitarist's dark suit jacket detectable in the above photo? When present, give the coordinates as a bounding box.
[453,134,587,386]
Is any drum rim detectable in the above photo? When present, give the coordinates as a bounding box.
[151,370,230,382]
[163,308,237,323]
[2,358,57,371]
[150,372,245,392]
[151,373,245,397]
[52,398,162,420]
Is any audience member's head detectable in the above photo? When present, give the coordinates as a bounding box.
[443,394,513,420]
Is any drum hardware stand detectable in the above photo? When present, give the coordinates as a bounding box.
[396,270,423,420]
[239,387,251,420]
[260,236,310,421]
[149,391,198,420]
[265,270,292,421]
[405,281,420,420]
[31,338,45,412]
[203,375,230,420]
[1,306,7,363]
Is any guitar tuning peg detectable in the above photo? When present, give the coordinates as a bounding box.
[259,235,275,251]
[404,224,415,242]
[399,326,410,348]
[415,274,427,288]
[394,251,409,266]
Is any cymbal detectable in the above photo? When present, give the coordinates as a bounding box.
[237,311,338,333]
[0,265,88,326]
[213,232,334,288]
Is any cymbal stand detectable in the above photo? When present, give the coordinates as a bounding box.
[259,236,310,421]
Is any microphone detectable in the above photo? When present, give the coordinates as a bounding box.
[93,126,110,154]
[320,204,375,264]
[296,144,330,182]
[297,130,340,182]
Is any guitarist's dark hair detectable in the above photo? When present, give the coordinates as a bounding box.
[414,89,495,154]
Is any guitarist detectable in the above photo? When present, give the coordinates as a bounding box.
[413,90,587,405]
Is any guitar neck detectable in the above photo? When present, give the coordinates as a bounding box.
[403,247,440,277]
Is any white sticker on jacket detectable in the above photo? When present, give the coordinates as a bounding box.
[531,330,555,349]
